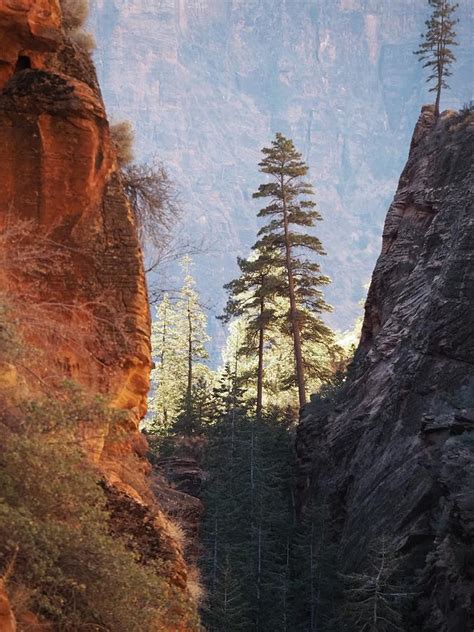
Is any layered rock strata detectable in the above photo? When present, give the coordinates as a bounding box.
[296,105,474,632]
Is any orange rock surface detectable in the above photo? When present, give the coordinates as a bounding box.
[0,580,16,632]
[0,2,199,628]
[0,0,61,89]
[0,0,151,466]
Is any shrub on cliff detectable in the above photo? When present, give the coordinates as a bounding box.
[69,28,96,53]
[60,0,90,31]
[0,386,199,631]
[122,159,180,247]
[447,101,474,132]
[60,0,95,53]
[111,121,135,166]
[112,126,183,262]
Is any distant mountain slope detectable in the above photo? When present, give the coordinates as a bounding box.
[89,0,473,342]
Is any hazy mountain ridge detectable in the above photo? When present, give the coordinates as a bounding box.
[89,0,473,341]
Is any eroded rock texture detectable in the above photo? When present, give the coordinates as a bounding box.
[0,0,151,469]
[296,106,474,631]
[0,1,198,627]
[0,580,16,632]
[152,455,205,565]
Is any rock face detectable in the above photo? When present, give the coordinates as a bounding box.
[0,0,150,481]
[0,0,62,89]
[0,580,16,632]
[88,0,474,335]
[152,455,205,564]
[296,106,474,631]
[0,1,198,628]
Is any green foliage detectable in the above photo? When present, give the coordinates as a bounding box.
[338,536,410,632]
[414,0,459,115]
[174,367,216,434]
[221,251,281,328]
[0,388,199,630]
[220,307,343,414]
[220,134,336,413]
[176,258,210,371]
[149,293,184,431]
[149,259,210,435]
[221,249,283,416]
[252,133,334,406]
[200,409,296,632]
[290,499,341,631]
[252,134,331,315]
[205,552,250,631]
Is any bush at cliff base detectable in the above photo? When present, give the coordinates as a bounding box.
[0,387,199,631]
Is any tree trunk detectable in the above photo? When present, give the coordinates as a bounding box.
[231,346,238,464]
[310,517,315,631]
[187,298,193,418]
[256,296,265,419]
[435,19,443,119]
[256,521,262,632]
[212,512,218,592]
[435,83,441,119]
[161,308,168,424]
[281,175,306,408]
[435,52,442,119]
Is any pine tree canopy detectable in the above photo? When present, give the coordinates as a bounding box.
[252,133,333,348]
[219,134,341,413]
[149,293,185,431]
[414,0,459,115]
[221,253,282,321]
[149,258,210,433]
[176,257,209,365]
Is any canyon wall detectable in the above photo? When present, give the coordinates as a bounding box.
[0,1,198,628]
[88,0,473,342]
[296,106,474,631]
[0,0,151,480]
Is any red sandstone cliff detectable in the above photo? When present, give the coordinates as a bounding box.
[0,0,150,461]
[0,2,200,629]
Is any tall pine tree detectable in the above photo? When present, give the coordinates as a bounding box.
[415,0,459,118]
[149,293,184,432]
[174,257,210,433]
[253,133,332,408]
[149,259,209,435]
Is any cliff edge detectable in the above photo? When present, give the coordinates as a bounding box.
[296,105,474,631]
[0,1,199,628]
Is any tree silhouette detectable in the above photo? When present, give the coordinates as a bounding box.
[415,0,459,118]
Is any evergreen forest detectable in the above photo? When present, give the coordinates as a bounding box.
[146,136,372,631]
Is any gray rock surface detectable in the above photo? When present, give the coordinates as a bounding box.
[296,106,474,631]
[88,0,473,339]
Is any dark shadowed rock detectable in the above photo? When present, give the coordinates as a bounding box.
[296,105,474,632]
